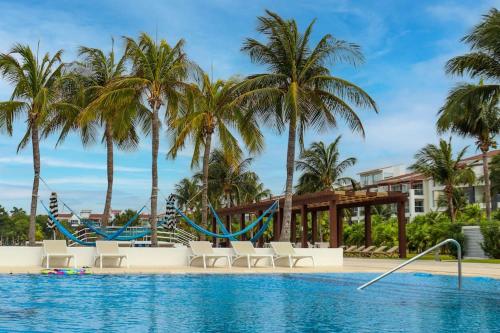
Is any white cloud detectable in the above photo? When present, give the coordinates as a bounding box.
[0,156,148,173]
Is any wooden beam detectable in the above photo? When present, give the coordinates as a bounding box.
[277,207,283,240]
[272,212,279,241]
[301,204,308,248]
[311,210,318,245]
[225,215,231,248]
[329,200,338,248]
[364,205,372,247]
[258,210,264,248]
[397,200,407,258]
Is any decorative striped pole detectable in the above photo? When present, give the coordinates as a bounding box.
[48,192,58,240]
[162,194,177,229]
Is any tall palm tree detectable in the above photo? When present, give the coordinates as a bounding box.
[168,70,263,229]
[409,139,476,222]
[437,82,500,219]
[239,11,377,240]
[45,44,143,226]
[446,8,499,96]
[0,44,64,245]
[295,136,357,194]
[89,33,188,246]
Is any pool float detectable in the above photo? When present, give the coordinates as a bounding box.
[41,268,92,275]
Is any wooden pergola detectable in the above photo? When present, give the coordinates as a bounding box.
[215,190,409,258]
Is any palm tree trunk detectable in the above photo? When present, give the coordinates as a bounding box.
[150,102,160,247]
[280,119,296,241]
[102,124,114,227]
[481,146,491,220]
[29,124,40,246]
[200,133,212,240]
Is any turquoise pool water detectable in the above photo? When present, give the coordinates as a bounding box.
[0,273,498,332]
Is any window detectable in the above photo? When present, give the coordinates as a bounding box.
[415,199,424,213]
[412,182,424,195]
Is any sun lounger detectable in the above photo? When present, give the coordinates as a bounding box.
[270,242,314,268]
[41,240,76,269]
[359,246,377,257]
[94,241,129,269]
[369,245,387,257]
[383,246,399,258]
[188,241,231,269]
[343,245,358,255]
[347,245,365,256]
[231,241,275,268]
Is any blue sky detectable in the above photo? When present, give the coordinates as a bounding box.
[0,0,498,212]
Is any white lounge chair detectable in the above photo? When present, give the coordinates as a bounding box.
[188,241,231,269]
[231,241,275,268]
[41,240,76,269]
[94,241,129,269]
[270,242,315,268]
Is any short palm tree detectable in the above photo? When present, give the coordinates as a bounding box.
[90,33,188,246]
[168,70,263,229]
[295,137,357,194]
[174,177,201,212]
[409,139,476,222]
[46,44,143,226]
[0,44,64,245]
[239,11,377,240]
[437,82,500,219]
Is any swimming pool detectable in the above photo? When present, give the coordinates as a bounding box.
[0,273,498,332]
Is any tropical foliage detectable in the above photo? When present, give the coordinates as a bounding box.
[480,220,500,258]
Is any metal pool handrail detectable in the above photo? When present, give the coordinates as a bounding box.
[358,238,462,290]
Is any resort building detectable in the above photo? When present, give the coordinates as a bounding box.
[58,209,156,227]
[351,150,500,222]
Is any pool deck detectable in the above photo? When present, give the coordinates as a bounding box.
[0,258,498,278]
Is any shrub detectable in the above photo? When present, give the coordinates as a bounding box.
[343,223,364,246]
[480,221,500,259]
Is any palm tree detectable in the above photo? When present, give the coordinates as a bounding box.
[239,11,377,240]
[295,137,357,194]
[89,33,188,246]
[0,44,64,245]
[168,70,263,229]
[437,82,500,219]
[198,149,269,207]
[174,177,201,211]
[409,139,476,222]
[446,8,499,98]
[45,44,143,226]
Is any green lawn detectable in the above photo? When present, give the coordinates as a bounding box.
[361,253,500,264]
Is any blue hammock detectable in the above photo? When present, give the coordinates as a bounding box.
[176,201,278,239]
[41,201,95,246]
[208,203,274,243]
[81,206,146,240]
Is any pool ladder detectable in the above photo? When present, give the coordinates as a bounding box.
[358,239,462,290]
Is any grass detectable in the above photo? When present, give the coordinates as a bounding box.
[355,253,500,264]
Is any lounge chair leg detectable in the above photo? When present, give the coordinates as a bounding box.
[228,256,232,269]
[271,257,275,268]
[289,255,292,268]
[74,257,77,269]
[247,255,251,269]
[203,255,206,269]
[47,256,49,269]
[100,255,103,269]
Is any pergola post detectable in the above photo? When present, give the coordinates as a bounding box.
[329,200,338,248]
[212,216,217,246]
[240,213,246,241]
[225,215,231,247]
[277,207,283,240]
[291,212,297,243]
[364,205,372,247]
[397,200,407,258]
[301,204,308,248]
[337,207,344,246]
[258,210,264,247]
[311,210,318,245]
[273,211,279,241]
